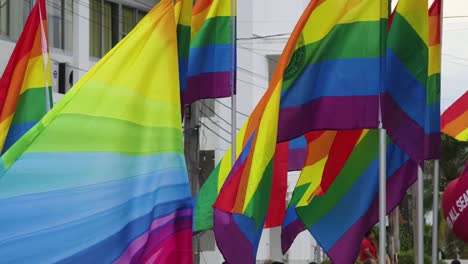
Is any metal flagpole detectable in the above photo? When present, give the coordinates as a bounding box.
[394,206,400,262]
[432,1,443,262]
[379,1,391,263]
[230,0,237,166]
[432,160,440,263]
[379,128,387,264]
[417,166,424,264]
[38,0,51,112]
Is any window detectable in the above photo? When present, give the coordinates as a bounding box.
[89,1,148,57]
[46,0,73,51]
[89,0,119,57]
[136,10,147,23]
[89,0,101,57]
[122,6,135,38]
[0,0,8,36]
[104,1,119,53]
[23,0,34,25]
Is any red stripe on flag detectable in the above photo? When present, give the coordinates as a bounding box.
[265,142,289,228]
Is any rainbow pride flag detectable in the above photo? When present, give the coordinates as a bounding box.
[175,0,192,106]
[0,0,52,153]
[194,2,316,258]
[383,0,431,162]
[288,135,307,171]
[211,36,286,263]
[0,0,193,263]
[184,0,235,105]
[425,0,442,158]
[281,130,363,253]
[294,130,417,263]
[276,0,387,142]
[441,91,467,141]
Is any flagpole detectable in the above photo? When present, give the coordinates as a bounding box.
[432,160,440,263]
[379,127,387,264]
[379,1,391,263]
[432,2,443,263]
[230,0,237,166]
[417,166,424,264]
[37,0,51,112]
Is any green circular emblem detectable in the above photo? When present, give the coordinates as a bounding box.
[284,34,306,81]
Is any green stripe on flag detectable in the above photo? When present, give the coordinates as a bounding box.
[194,162,221,231]
[388,12,429,88]
[12,88,47,124]
[281,20,385,91]
[191,16,231,48]
[296,130,390,227]
[25,113,183,154]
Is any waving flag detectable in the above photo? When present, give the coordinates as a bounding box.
[0,1,192,263]
[0,0,52,153]
[424,0,442,158]
[281,129,363,253]
[175,0,192,105]
[441,91,467,141]
[383,0,430,162]
[194,0,316,259]
[294,130,417,263]
[185,0,235,105]
[288,135,307,171]
[277,0,387,142]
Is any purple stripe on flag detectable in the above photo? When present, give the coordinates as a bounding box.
[281,219,306,253]
[288,148,307,171]
[114,209,192,264]
[129,217,193,264]
[382,94,425,162]
[326,160,417,263]
[213,209,255,264]
[185,72,233,105]
[278,96,379,142]
[424,132,441,160]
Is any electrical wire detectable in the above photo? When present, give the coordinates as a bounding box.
[199,121,231,144]
[214,99,250,117]
[201,101,243,131]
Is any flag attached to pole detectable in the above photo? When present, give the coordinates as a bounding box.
[0,0,52,153]
[383,0,430,162]
[175,0,192,110]
[184,0,235,105]
[277,0,387,142]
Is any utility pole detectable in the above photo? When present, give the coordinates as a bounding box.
[184,102,201,264]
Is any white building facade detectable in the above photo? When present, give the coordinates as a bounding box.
[0,0,319,263]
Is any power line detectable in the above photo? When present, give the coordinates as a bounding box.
[199,121,231,144]
[238,78,267,90]
[238,45,283,54]
[237,66,270,81]
[201,102,243,130]
[201,102,232,126]
[215,99,250,117]
[200,110,232,135]
[238,45,280,63]
[443,15,468,19]
[237,33,291,40]
[443,59,468,67]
